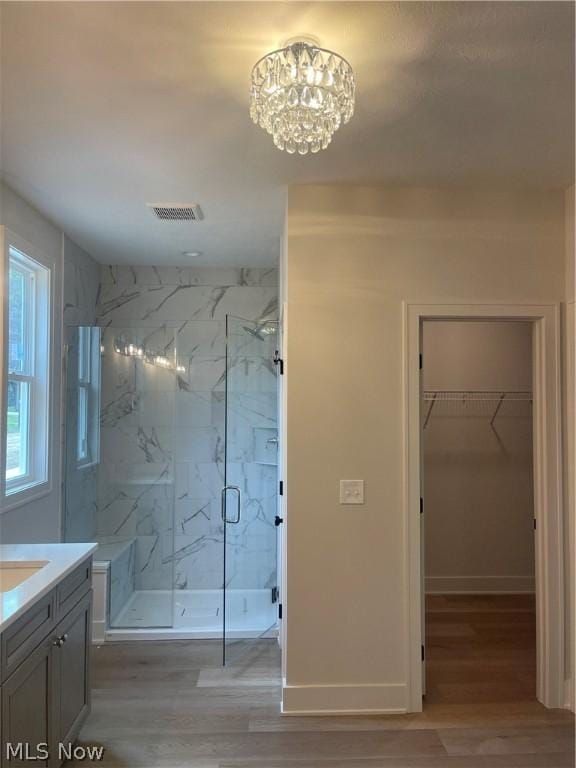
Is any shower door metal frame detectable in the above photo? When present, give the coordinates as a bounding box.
[222,314,280,665]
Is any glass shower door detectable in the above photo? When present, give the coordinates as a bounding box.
[222,316,279,664]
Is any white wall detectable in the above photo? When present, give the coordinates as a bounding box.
[283,185,566,714]
[423,321,534,594]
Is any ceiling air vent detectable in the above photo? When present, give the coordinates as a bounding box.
[147,203,203,222]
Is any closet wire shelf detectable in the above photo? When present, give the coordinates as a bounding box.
[422,390,532,430]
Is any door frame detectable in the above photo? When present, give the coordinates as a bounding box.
[403,302,565,711]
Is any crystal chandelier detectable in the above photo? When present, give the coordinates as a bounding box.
[249,40,355,154]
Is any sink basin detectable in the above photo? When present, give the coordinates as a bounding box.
[0,561,48,592]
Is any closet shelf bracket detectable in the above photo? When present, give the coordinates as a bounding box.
[423,393,437,430]
[490,393,507,428]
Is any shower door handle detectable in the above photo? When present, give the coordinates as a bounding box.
[221,485,241,524]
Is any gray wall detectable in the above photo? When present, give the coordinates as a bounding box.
[0,183,64,542]
[63,236,100,327]
[0,183,102,545]
[62,237,100,543]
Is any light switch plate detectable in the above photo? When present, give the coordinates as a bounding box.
[340,480,364,505]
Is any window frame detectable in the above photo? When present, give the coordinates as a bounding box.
[76,325,100,469]
[7,251,38,489]
[1,228,53,509]
[77,325,90,464]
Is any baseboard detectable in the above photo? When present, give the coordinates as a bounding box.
[425,575,535,594]
[281,681,408,715]
[92,618,106,644]
[91,566,108,644]
[564,677,575,712]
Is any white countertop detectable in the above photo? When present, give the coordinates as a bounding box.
[0,543,97,633]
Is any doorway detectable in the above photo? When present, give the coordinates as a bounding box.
[404,303,565,711]
[421,320,535,705]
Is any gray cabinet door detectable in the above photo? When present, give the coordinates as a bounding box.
[1,636,52,767]
[51,591,91,765]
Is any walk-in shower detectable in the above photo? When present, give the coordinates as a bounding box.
[63,313,280,656]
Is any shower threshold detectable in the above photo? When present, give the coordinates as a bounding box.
[105,588,278,641]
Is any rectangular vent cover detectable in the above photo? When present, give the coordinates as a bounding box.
[147,203,203,221]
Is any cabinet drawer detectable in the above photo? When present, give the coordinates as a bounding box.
[56,559,92,620]
[0,590,56,684]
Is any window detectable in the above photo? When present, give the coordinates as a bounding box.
[4,245,50,496]
[76,326,100,467]
[77,327,90,463]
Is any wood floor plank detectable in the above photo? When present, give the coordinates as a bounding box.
[437,725,575,756]
[93,729,445,760]
[249,708,419,732]
[77,595,574,768]
[219,755,575,768]
[173,685,283,710]
[404,702,574,730]
[197,666,281,687]
[80,708,250,737]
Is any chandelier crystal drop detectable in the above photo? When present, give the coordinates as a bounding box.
[249,41,355,154]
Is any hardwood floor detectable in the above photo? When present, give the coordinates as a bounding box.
[76,595,574,767]
[426,594,540,706]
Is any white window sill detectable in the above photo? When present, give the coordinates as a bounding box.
[1,480,52,513]
[76,460,98,471]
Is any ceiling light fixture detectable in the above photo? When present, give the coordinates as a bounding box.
[182,250,202,257]
[250,38,355,154]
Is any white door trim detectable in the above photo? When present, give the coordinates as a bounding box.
[403,302,565,712]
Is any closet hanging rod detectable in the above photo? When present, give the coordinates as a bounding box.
[422,390,532,430]
[423,390,532,401]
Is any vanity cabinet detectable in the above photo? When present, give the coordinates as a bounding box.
[0,636,53,766]
[0,558,92,768]
[52,592,91,752]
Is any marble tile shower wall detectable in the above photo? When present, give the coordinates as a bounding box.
[95,266,279,594]
[109,540,136,623]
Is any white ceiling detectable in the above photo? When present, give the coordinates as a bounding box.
[1,1,574,267]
